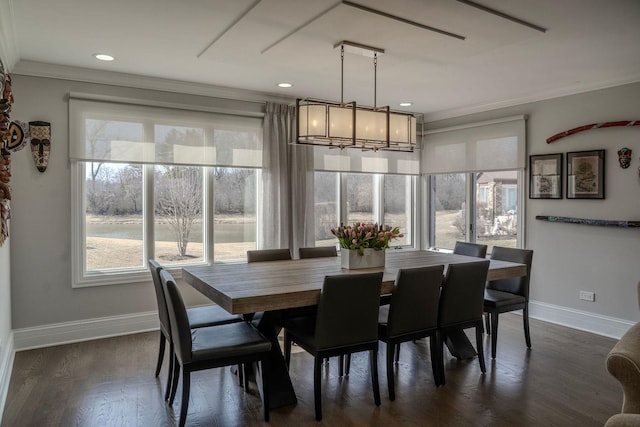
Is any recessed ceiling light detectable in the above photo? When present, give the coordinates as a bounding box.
[94,53,115,61]
[277,82,293,88]
[399,102,413,107]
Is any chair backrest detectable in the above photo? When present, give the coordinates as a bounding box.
[438,260,490,327]
[247,248,292,263]
[314,272,383,350]
[453,241,488,258]
[299,246,337,259]
[386,265,444,337]
[486,246,534,298]
[149,260,171,336]
[160,269,193,363]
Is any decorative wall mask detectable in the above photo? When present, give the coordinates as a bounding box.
[0,59,11,246]
[29,121,51,172]
[617,147,632,169]
[7,120,28,152]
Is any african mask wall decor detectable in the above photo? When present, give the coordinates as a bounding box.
[617,147,632,169]
[29,121,51,172]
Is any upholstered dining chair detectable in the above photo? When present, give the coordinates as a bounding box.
[283,272,383,421]
[483,246,534,358]
[453,241,488,258]
[160,269,272,426]
[148,260,243,400]
[246,249,292,326]
[299,246,337,259]
[247,248,292,263]
[437,260,490,385]
[378,265,445,400]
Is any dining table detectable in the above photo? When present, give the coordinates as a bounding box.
[182,249,527,409]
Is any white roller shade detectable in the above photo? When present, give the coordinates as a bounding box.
[313,146,420,175]
[69,95,263,167]
[422,115,526,174]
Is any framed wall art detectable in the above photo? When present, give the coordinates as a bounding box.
[529,153,562,199]
[566,149,605,199]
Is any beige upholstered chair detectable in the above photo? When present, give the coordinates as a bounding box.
[605,281,640,426]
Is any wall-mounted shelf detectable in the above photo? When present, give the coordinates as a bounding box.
[536,215,640,228]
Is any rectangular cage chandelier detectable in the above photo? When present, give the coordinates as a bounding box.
[295,41,423,152]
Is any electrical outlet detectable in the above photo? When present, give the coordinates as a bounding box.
[579,290,595,302]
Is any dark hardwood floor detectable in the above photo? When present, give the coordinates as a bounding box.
[2,314,622,426]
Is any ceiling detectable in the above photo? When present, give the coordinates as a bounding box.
[5,0,640,120]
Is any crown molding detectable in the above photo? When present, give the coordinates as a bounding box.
[424,72,640,122]
[12,60,296,106]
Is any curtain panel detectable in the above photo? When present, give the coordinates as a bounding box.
[260,102,315,256]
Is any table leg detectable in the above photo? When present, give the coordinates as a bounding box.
[444,328,478,360]
[253,310,298,409]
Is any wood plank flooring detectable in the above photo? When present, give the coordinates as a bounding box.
[2,314,622,426]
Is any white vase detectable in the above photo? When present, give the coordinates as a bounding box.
[341,248,386,269]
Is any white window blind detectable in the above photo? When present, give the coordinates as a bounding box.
[422,115,526,174]
[69,94,263,168]
[313,146,420,175]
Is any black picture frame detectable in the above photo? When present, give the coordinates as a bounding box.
[566,149,605,199]
[529,153,562,199]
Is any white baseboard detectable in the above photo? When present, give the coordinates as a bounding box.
[529,300,635,340]
[0,331,15,423]
[13,312,159,351]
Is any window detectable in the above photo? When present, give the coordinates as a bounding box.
[70,95,262,286]
[313,171,417,249]
[424,116,526,252]
[431,173,466,250]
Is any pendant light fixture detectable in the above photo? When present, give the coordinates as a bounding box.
[296,41,422,152]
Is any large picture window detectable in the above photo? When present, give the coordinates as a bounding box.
[313,171,417,249]
[70,95,263,286]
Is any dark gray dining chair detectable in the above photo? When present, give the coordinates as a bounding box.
[299,246,337,259]
[148,260,243,400]
[437,260,490,385]
[378,265,444,400]
[161,269,272,426]
[283,272,383,421]
[453,241,488,258]
[247,248,292,263]
[483,246,534,358]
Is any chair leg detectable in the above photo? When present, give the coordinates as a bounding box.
[339,354,344,377]
[284,331,292,370]
[485,312,491,335]
[438,331,446,386]
[395,343,401,363]
[261,358,270,422]
[165,342,175,401]
[169,356,180,405]
[476,323,486,374]
[155,332,166,377]
[345,354,351,375]
[242,363,250,390]
[491,312,499,359]
[429,334,441,386]
[178,368,190,427]
[370,348,381,406]
[523,305,532,348]
[314,356,323,421]
[386,343,396,401]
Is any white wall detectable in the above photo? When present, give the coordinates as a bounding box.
[7,73,640,347]
[427,82,640,329]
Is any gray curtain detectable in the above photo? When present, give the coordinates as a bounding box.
[260,102,315,257]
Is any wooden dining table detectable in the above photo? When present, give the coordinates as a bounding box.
[183,249,527,409]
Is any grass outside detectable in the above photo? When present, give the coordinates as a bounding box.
[85,211,516,270]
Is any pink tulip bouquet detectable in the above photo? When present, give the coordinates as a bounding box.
[331,223,403,255]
